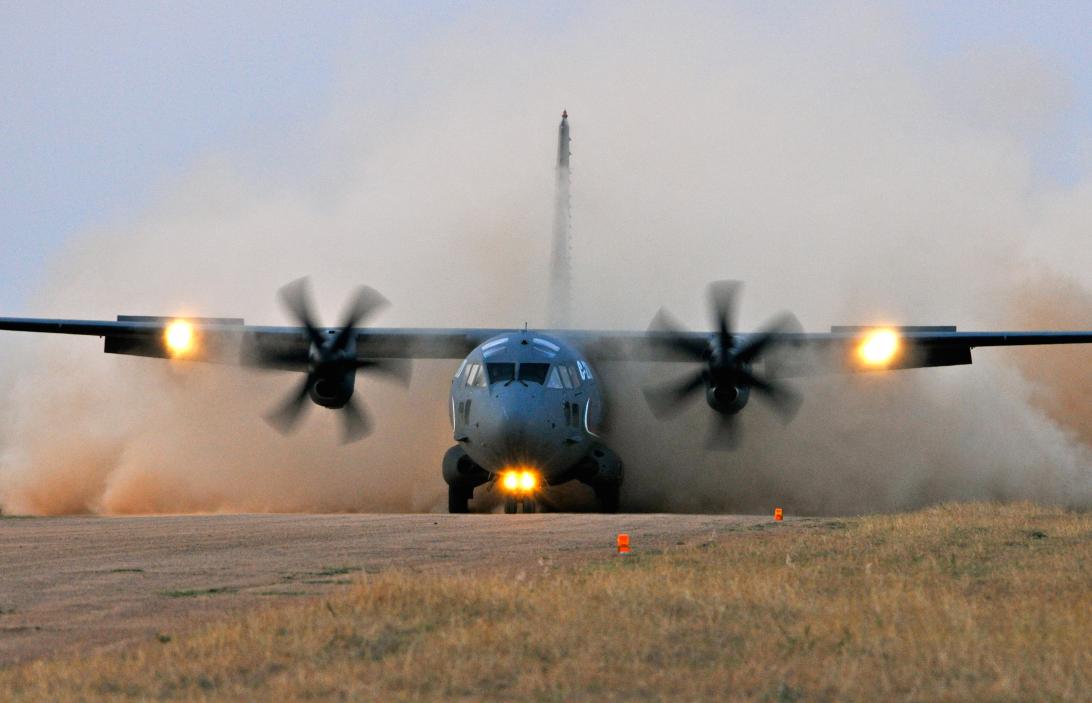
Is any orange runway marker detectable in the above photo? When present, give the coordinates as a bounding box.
[616,533,630,555]
[774,508,783,521]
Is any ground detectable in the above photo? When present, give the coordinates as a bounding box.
[0,512,762,665]
[1,504,1090,701]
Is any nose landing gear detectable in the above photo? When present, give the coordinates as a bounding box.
[498,468,540,514]
[504,496,537,514]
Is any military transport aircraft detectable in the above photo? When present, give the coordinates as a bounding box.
[1,280,1089,513]
[1,112,1089,513]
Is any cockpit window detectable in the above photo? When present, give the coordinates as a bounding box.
[518,363,550,385]
[486,362,516,384]
[554,364,580,389]
[546,367,564,389]
[464,363,487,388]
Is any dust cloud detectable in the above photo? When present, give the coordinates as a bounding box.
[1,4,1088,515]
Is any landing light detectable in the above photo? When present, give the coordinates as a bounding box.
[164,319,195,357]
[500,469,538,494]
[858,328,900,367]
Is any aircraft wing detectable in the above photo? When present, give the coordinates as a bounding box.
[0,317,1088,374]
[574,325,1092,374]
[0,316,504,371]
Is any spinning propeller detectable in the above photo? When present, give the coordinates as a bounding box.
[265,277,411,443]
[642,281,802,449]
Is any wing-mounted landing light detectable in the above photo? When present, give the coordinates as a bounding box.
[262,277,412,443]
[856,328,901,368]
[163,319,195,357]
[641,281,802,450]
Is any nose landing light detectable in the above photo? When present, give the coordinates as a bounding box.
[500,468,539,494]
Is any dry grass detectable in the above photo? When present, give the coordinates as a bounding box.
[4,502,1091,701]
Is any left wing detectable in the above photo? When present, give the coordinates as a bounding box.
[574,325,1092,373]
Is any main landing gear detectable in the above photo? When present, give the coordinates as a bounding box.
[443,445,488,514]
[448,485,472,514]
[594,483,620,513]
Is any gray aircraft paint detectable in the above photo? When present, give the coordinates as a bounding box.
[450,332,603,477]
[442,329,622,512]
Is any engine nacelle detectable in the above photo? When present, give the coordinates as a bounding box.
[706,382,750,415]
[308,372,356,409]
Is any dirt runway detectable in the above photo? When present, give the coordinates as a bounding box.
[0,513,779,665]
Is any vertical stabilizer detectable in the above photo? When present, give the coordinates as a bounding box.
[549,110,572,327]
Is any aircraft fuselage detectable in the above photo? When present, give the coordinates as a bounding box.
[444,330,621,512]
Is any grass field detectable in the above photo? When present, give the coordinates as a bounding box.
[3,502,1091,701]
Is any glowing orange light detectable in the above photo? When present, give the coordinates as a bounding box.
[617,533,630,555]
[774,507,783,521]
[857,328,900,367]
[500,468,538,494]
[164,320,195,356]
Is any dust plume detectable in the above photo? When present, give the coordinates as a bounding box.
[1002,268,1092,447]
[1,3,1089,515]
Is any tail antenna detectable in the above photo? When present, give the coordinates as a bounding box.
[548,109,572,327]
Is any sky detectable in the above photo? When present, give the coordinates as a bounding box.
[1,1,1090,313]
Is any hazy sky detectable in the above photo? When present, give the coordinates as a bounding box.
[1,1,1090,313]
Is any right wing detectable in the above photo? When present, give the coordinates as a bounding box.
[0,315,506,371]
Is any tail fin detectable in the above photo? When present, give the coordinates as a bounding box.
[549,110,572,327]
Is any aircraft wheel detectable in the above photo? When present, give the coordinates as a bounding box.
[504,498,517,514]
[448,485,471,514]
[522,498,536,514]
[595,484,620,513]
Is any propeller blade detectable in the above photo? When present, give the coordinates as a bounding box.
[265,375,313,435]
[642,370,706,419]
[340,397,372,443]
[732,312,801,364]
[355,358,413,387]
[758,313,804,379]
[705,412,741,451]
[278,277,327,349]
[647,308,707,360]
[735,368,802,423]
[707,280,741,358]
[755,382,803,424]
[330,285,389,352]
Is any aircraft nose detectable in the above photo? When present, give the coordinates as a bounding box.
[476,385,554,465]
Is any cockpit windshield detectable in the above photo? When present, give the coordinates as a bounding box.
[486,362,516,384]
[518,363,550,385]
[483,362,577,386]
